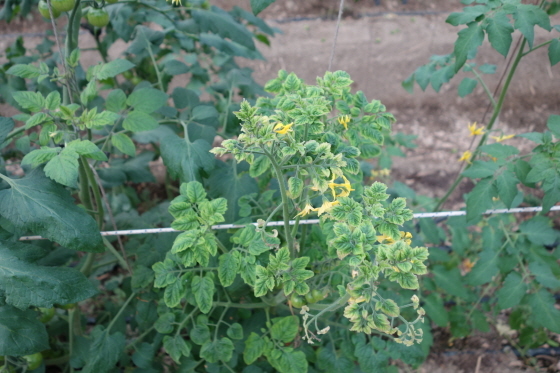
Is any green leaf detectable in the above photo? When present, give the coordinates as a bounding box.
[446,5,488,26]
[0,169,104,252]
[95,59,135,80]
[0,240,98,309]
[13,91,45,112]
[21,147,60,167]
[453,23,484,72]
[105,89,127,113]
[80,80,98,106]
[244,332,265,364]
[161,133,215,183]
[45,91,61,111]
[495,169,518,208]
[111,133,136,156]
[423,293,449,327]
[513,4,551,48]
[250,0,275,15]
[0,117,15,147]
[164,59,189,75]
[44,148,80,188]
[218,252,240,287]
[192,9,255,50]
[249,155,271,178]
[288,177,303,199]
[25,112,50,129]
[0,305,49,356]
[126,88,168,113]
[182,181,207,203]
[528,261,560,290]
[163,335,191,363]
[200,337,234,363]
[81,326,126,373]
[549,39,560,66]
[190,318,211,345]
[462,160,499,179]
[153,259,177,288]
[466,178,495,223]
[226,323,243,340]
[519,216,557,246]
[466,249,500,286]
[123,110,159,132]
[546,114,560,137]
[458,77,478,97]
[270,316,299,343]
[268,347,308,373]
[154,312,175,334]
[432,265,470,299]
[66,139,107,161]
[208,161,258,222]
[485,12,514,57]
[164,277,187,308]
[6,64,41,79]
[192,275,214,313]
[497,272,527,310]
[526,289,560,333]
[479,143,519,158]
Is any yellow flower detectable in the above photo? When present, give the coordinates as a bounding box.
[295,203,314,217]
[314,200,340,216]
[372,168,391,178]
[468,122,486,136]
[458,150,472,163]
[273,122,293,135]
[376,234,395,244]
[491,134,515,142]
[400,231,412,245]
[338,115,350,130]
[169,0,181,5]
[328,174,355,198]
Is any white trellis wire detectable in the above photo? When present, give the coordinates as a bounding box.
[17,205,560,241]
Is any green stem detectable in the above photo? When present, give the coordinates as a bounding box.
[142,29,164,91]
[212,301,270,309]
[82,157,104,228]
[522,38,555,57]
[126,325,155,349]
[106,291,137,334]
[5,126,25,142]
[434,38,527,211]
[80,252,96,276]
[471,68,496,108]
[102,237,131,273]
[263,149,295,257]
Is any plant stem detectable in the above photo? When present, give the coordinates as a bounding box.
[434,38,527,211]
[106,291,137,334]
[102,237,131,272]
[82,157,104,228]
[213,301,270,309]
[263,149,295,257]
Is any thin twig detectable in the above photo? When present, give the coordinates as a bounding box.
[328,0,346,71]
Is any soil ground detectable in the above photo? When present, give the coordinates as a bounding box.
[1,0,560,371]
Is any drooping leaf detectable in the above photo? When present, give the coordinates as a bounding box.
[466,249,500,286]
[0,240,98,309]
[466,178,495,223]
[244,332,265,364]
[0,169,104,252]
[111,133,136,156]
[0,117,15,148]
[549,39,560,66]
[512,4,551,49]
[495,169,518,208]
[458,77,477,97]
[519,216,557,246]
[0,305,49,356]
[192,9,255,50]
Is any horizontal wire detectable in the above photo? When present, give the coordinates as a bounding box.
[18,205,560,241]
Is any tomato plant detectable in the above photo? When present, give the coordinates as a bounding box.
[38,307,55,323]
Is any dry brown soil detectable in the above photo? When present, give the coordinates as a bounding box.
[2,0,560,372]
